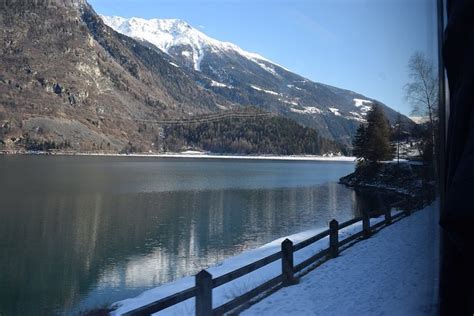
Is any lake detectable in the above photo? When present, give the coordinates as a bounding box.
[0,155,397,315]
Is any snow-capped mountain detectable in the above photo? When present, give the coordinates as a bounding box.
[101,16,279,72]
[102,15,413,146]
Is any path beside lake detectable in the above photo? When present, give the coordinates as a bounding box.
[242,201,440,316]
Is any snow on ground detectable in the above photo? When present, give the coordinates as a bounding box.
[250,85,280,96]
[287,84,303,91]
[328,107,342,116]
[388,140,422,159]
[254,61,279,76]
[353,98,373,107]
[279,98,299,106]
[290,107,322,115]
[111,216,386,315]
[70,152,356,162]
[348,111,366,122]
[210,80,230,88]
[215,104,228,110]
[243,202,439,316]
[353,98,373,113]
[399,140,422,158]
[286,100,299,106]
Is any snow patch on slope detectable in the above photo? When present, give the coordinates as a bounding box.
[279,98,299,106]
[290,107,322,115]
[254,61,279,76]
[210,80,230,88]
[353,98,372,107]
[287,84,303,91]
[328,107,342,116]
[349,111,366,122]
[286,101,299,106]
[250,85,280,96]
[353,98,373,113]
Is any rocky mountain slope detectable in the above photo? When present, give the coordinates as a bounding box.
[0,0,347,154]
[0,0,411,154]
[102,16,415,147]
[0,0,238,152]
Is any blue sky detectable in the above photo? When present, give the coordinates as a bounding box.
[89,0,438,116]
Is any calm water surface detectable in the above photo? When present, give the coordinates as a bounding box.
[0,155,394,315]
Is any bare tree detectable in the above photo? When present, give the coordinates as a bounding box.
[404,52,438,164]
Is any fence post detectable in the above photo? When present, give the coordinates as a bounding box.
[362,212,371,238]
[196,270,212,316]
[281,238,298,285]
[405,207,412,216]
[329,219,339,258]
[385,208,392,225]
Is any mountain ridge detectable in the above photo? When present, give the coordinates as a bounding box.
[0,1,344,155]
[102,15,415,147]
[101,15,282,72]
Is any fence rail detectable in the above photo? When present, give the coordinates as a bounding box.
[123,204,415,315]
[212,251,281,288]
[122,287,197,316]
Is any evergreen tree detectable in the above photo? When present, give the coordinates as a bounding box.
[352,103,394,163]
[162,116,344,155]
[352,124,367,161]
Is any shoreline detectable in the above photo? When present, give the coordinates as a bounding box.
[338,161,436,202]
[0,151,356,162]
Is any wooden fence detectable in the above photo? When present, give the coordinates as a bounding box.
[123,204,414,316]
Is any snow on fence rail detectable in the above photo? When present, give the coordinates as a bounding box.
[122,202,414,316]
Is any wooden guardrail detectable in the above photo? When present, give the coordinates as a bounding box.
[123,204,414,316]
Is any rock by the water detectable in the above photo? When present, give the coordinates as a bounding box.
[339,161,434,198]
